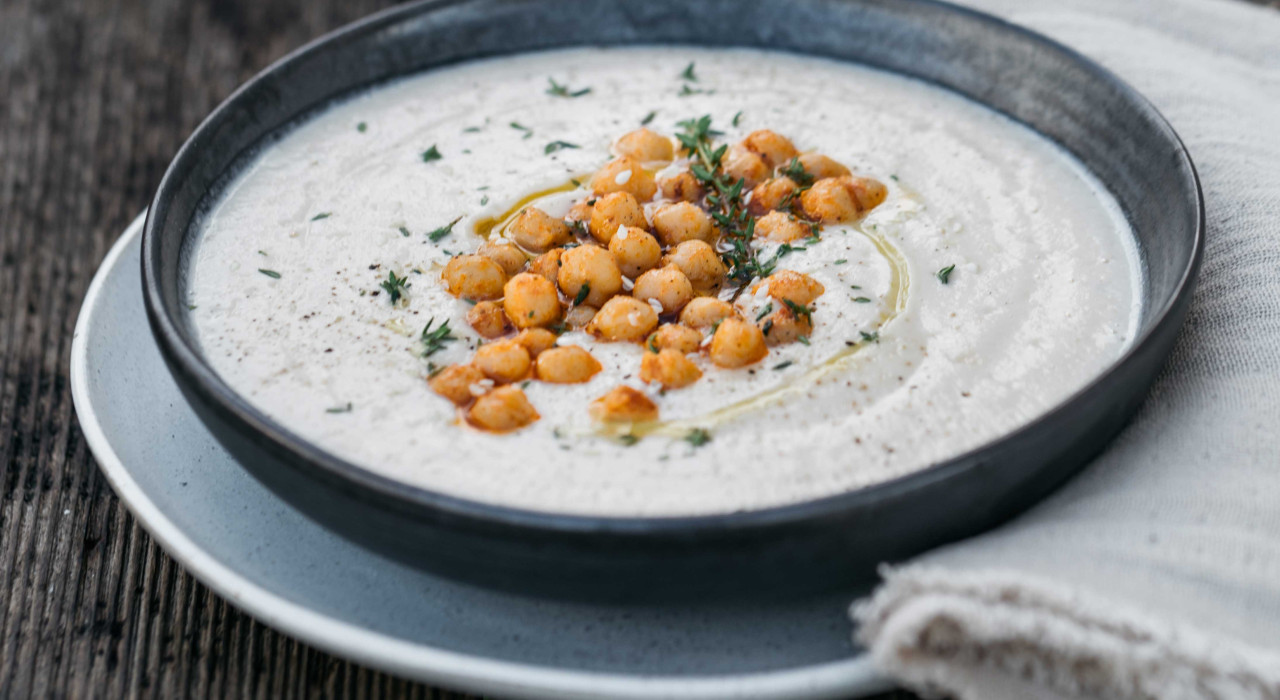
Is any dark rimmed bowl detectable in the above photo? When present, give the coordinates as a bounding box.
[142,0,1202,602]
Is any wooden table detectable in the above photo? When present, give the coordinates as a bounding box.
[4,0,1268,697]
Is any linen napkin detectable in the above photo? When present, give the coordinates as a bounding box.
[852,0,1280,698]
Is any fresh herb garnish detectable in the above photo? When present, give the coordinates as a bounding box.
[755,302,774,321]
[326,403,353,414]
[641,111,657,126]
[773,360,794,371]
[680,62,697,81]
[510,122,533,139]
[937,264,956,284]
[356,122,367,133]
[545,140,580,155]
[427,216,463,243]
[860,330,880,343]
[732,110,743,127]
[426,362,445,378]
[421,318,457,357]
[618,434,639,446]
[380,270,410,304]
[779,157,815,187]
[480,195,490,206]
[782,298,813,323]
[421,145,443,162]
[684,428,712,447]
[258,269,281,279]
[677,84,707,97]
[546,78,591,98]
[834,259,848,265]
[463,126,482,133]
[398,226,411,237]
[573,283,591,306]
[310,212,331,221]
[798,335,811,346]
[853,297,872,303]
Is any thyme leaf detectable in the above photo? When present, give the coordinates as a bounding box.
[380,270,410,304]
[258,268,281,279]
[427,216,463,243]
[544,140,580,155]
[937,264,956,284]
[546,78,591,98]
[421,318,457,357]
[684,428,712,447]
[421,145,442,162]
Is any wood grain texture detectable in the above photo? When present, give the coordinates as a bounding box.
[4,0,1262,697]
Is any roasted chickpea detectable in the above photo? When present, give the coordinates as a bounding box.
[709,317,768,368]
[764,269,826,306]
[646,323,702,354]
[528,248,563,282]
[591,156,657,200]
[507,207,573,253]
[467,301,509,338]
[589,386,659,423]
[565,200,593,223]
[800,176,886,223]
[657,170,704,202]
[442,254,506,300]
[753,210,811,243]
[590,296,660,342]
[748,177,799,216]
[607,225,662,279]
[614,128,674,163]
[503,273,561,329]
[478,241,527,277]
[588,192,647,244]
[760,304,813,346]
[468,385,539,432]
[678,296,736,329]
[742,130,798,170]
[428,364,487,406]
[651,201,714,247]
[558,244,623,307]
[632,266,694,316]
[564,304,598,328]
[473,339,532,384]
[535,345,603,384]
[662,240,726,293]
[797,153,851,180]
[514,328,558,357]
[640,349,702,389]
[721,144,769,188]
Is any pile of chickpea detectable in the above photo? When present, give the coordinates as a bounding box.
[429,126,887,433]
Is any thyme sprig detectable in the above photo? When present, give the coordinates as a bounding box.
[380,270,410,304]
[421,318,457,357]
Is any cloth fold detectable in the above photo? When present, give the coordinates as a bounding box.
[853,1,1280,697]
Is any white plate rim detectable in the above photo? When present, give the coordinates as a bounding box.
[69,212,893,699]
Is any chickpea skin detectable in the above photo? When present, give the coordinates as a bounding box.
[442,254,506,301]
[466,301,509,338]
[765,269,826,306]
[646,323,702,354]
[514,328,558,357]
[741,130,799,169]
[632,265,694,315]
[473,339,532,384]
[614,128,674,163]
[657,170,704,202]
[468,385,540,432]
[760,305,813,346]
[588,192,647,244]
[564,304,598,328]
[640,349,702,389]
[748,177,799,216]
[507,207,572,253]
[591,156,657,200]
[607,225,662,278]
[800,176,887,223]
[428,364,487,406]
[709,317,768,368]
[678,297,736,329]
[503,273,561,329]
[590,296,660,342]
[797,153,851,180]
[721,144,769,188]
[478,241,527,277]
[651,201,715,247]
[753,210,811,243]
[662,240,726,293]
[558,244,623,307]
[528,248,563,282]
[535,346,603,384]
[589,386,659,423]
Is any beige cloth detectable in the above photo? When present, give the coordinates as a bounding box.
[852,0,1280,698]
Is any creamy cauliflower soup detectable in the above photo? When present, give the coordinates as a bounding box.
[186,47,1140,516]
